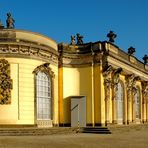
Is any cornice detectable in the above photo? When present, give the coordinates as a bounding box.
[108,49,148,74]
[0,43,58,65]
[58,42,102,67]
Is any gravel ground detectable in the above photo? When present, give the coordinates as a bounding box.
[0,128,148,148]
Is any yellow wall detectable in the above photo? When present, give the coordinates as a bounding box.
[63,67,92,124]
[0,58,58,125]
[95,65,105,124]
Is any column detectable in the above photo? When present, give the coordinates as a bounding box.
[126,74,140,124]
[132,88,137,123]
[58,46,64,126]
[142,82,148,122]
[126,74,134,124]
[112,83,117,124]
[127,88,132,124]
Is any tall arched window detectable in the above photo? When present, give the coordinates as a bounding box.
[116,81,124,123]
[36,72,52,120]
[135,86,141,119]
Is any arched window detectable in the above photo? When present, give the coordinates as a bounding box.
[36,72,52,120]
[135,86,141,119]
[116,81,124,123]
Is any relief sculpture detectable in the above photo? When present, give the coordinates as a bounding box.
[0,59,12,104]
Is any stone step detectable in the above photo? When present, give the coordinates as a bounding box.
[81,127,111,134]
[82,130,111,134]
[0,127,75,136]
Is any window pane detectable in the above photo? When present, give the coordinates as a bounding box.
[117,82,124,121]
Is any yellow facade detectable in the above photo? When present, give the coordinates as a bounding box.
[0,58,58,126]
[0,28,147,128]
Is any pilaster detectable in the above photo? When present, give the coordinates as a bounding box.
[103,65,113,125]
[142,82,148,122]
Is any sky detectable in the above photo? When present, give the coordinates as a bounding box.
[0,0,148,61]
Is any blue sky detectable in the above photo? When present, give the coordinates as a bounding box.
[0,0,148,61]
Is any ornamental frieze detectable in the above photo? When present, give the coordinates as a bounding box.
[0,44,58,64]
[112,68,122,100]
[0,59,12,104]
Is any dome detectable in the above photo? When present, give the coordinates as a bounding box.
[0,29,58,63]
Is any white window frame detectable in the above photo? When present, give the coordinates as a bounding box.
[36,72,52,120]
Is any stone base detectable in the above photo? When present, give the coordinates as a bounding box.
[112,120,117,124]
[37,120,53,128]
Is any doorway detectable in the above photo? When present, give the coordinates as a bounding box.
[71,96,86,127]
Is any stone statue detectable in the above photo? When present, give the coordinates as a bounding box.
[70,35,76,45]
[107,31,117,42]
[76,33,83,45]
[128,46,135,55]
[143,55,148,65]
[6,12,15,29]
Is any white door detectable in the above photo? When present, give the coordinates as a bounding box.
[71,96,86,127]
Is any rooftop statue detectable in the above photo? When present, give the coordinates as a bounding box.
[107,31,117,42]
[70,35,76,45]
[143,55,148,65]
[76,33,83,45]
[128,46,136,55]
[6,12,15,29]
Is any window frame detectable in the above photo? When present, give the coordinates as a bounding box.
[36,71,52,120]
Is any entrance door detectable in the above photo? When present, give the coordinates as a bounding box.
[71,96,86,127]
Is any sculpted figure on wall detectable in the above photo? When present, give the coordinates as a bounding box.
[112,68,122,100]
[0,59,12,104]
[142,82,148,103]
[103,65,113,101]
[126,74,135,102]
[126,74,140,101]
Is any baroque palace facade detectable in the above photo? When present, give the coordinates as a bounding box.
[0,14,147,127]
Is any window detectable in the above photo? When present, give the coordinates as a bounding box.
[117,81,124,123]
[36,72,52,120]
[135,86,141,119]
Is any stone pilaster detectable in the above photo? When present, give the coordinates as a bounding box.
[126,74,140,124]
[142,82,148,122]
[103,65,113,125]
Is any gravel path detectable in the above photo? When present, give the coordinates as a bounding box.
[0,128,148,148]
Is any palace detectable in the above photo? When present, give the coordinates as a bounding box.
[0,14,147,127]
